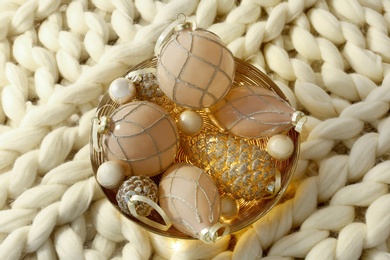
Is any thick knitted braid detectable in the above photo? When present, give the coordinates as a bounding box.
[293,79,390,258]
[228,157,390,259]
[0,103,95,201]
[303,161,390,259]
[0,109,96,256]
[298,75,390,177]
[90,199,154,259]
[209,0,318,61]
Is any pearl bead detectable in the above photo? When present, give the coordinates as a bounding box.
[220,195,239,221]
[97,161,126,189]
[177,110,203,136]
[266,134,294,161]
[108,78,136,104]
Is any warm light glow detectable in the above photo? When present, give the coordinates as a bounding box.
[172,240,181,251]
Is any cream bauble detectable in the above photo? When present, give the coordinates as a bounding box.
[266,134,294,161]
[157,28,235,109]
[108,78,136,104]
[159,163,228,242]
[96,161,126,189]
[103,101,180,177]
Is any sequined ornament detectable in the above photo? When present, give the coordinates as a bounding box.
[130,71,185,118]
[156,25,235,109]
[209,85,304,138]
[182,131,281,201]
[116,175,158,217]
[129,69,164,101]
[102,101,180,177]
[159,163,229,242]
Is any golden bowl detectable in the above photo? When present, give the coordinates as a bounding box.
[90,57,300,239]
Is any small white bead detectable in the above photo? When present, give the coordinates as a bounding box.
[266,134,294,161]
[220,195,239,221]
[97,161,126,189]
[108,78,136,104]
[177,110,203,136]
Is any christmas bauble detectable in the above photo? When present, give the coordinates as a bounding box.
[96,161,126,189]
[182,131,280,201]
[209,85,296,138]
[108,78,136,105]
[267,134,295,160]
[116,175,158,217]
[102,101,180,177]
[159,163,227,242]
[157,28,235,109]
[177,110,204,136]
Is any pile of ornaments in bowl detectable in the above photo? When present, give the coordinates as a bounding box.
[91,19,306,243]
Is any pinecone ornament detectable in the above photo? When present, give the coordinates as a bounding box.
[116,175,158,217]
[182,132,280,201]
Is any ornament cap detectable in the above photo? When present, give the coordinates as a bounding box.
[175,21,193,31]
[127,68,157,82]
[292,111,307,132]
[91,116,110,152]
[154,17,196,56]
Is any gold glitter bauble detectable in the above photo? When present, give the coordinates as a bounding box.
[181,131,279,201]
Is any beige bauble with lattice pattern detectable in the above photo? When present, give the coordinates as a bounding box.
[209,85,295,138]
[157,29,235,109]
[159,163,221,239]
[102,101,180,177]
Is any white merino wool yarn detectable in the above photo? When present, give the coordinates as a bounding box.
[1,0,390,259]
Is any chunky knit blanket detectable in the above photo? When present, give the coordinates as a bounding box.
[1,0,390,259]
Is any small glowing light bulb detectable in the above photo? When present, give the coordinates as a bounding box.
[172,240,181,251]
